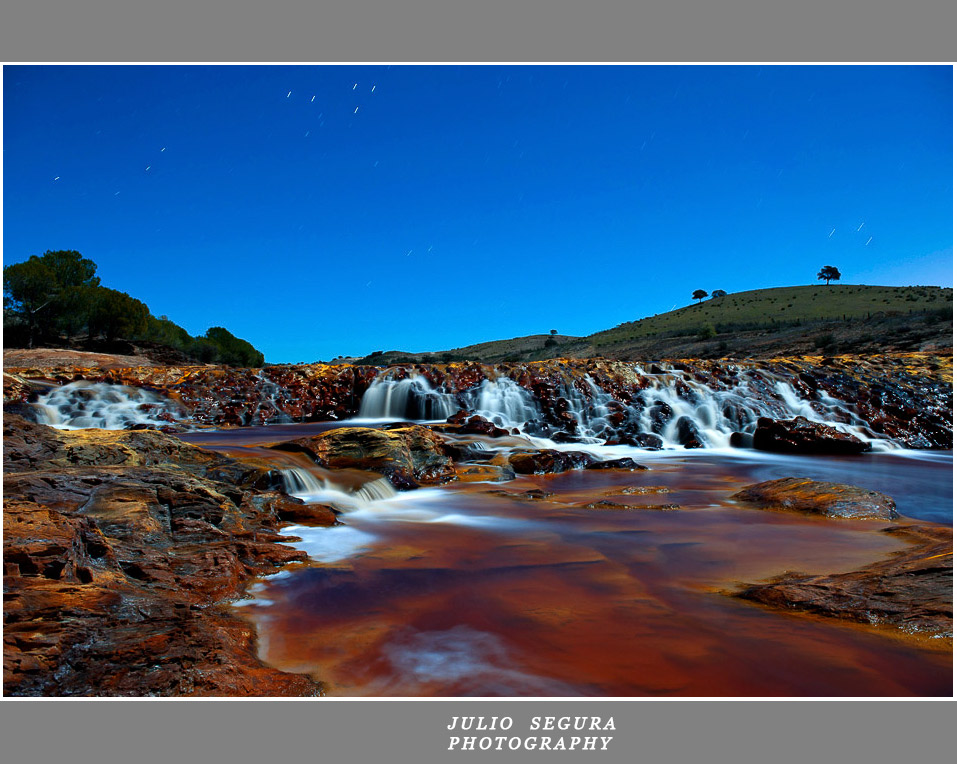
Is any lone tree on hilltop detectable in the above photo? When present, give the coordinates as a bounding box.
[711,289,727,298]
[550,329,557,335]
[692,289,708,303]
[817,266,841,285]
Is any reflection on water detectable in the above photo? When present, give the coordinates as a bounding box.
[199,425,951,696]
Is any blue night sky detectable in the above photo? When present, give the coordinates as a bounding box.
[3,65,952,363]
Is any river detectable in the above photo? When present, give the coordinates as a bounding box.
[182,423,953,697]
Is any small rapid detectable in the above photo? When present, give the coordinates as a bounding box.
[32,381,186,430]
[280,467,399,510]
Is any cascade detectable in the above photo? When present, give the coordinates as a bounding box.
[250,371,295,425]
[32,381,186,430]
[462,377,540,429]
[281,468,398,509]
[358,374,458,420]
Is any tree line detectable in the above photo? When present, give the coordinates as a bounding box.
[3,250,264,367]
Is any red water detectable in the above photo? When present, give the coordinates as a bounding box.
[187,428,953,697]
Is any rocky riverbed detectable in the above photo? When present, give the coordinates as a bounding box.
[3,352,952,696]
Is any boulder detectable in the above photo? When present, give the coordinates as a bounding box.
[752,416,870,455]
[507,449,597,475]
[584,457,648,471]
[732,477,898,520]
[675,416,704,449]
[444,411,510,438]
[272,425,455,489]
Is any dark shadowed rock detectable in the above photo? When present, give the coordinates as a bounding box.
[272,425,455,489]
[507,449,597,475]
[585,457,649,471]
[732,477,898,520]
[753,416,870,455]
[737,524,952,638]
[729,432,754,448]
[444,411,511,438]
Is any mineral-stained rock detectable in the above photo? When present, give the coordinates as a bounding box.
[584,457,648,471]
[270,497,340,526]
[507,449,597,475]
[272,425,455,489]
[454,464,516,483]
[2,414,276,488]
[5,354,953,449]
[732,477,898,520]
[3,465,319,696]
[582,499,680,511]
[485,488,556,501]
[736,524,952,638]
[752,416,870,455]
[2,418,322,696]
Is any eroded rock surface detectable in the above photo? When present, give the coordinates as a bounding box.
[3,416,321,696]
[271,425,455,489]
[737,524,952,639]
[732,477,898,520]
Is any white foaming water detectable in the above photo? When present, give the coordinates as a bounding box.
[358,374,458,420]
[463,376,540,429]
[628,366,896,451]
[280,468,398,510]
[32,381,186,430]
[250,371,295,425]
[280,466,517,531]
[280,524,377,563]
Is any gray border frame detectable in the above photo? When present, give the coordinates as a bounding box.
[2,1,954,762]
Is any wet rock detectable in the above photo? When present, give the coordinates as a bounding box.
[647,402,673,434]
[507,449,597,475]
[674,416,703,449]
[3,463,319,696]
[610,432,664,450]
[616,486,671,495]
[584,457,648,471]
[3,415,271,487]
[729,432,754,448]
[454,464,515,483]
[272,425,455,489]
[736,524,952,638]
[583,499,680,510]
[732,477,898,520]
[444,411,510,438]
[752,416,870,455]
[270,497,339,526]
[486,488,555,501]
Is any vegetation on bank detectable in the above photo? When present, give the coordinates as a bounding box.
[3,250,264,367]
[343,284,953,365]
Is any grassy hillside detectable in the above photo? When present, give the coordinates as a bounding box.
[590,285,952,345]
[343,285,952,364]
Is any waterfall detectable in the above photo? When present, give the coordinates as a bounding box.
[623,365,893,450]
[358,374,458,420]
[462,377,540,429]
[251,371,294,425]
[281,468,398,509]
[32,381,186,430]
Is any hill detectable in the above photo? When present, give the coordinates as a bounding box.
[343,285,953,364]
